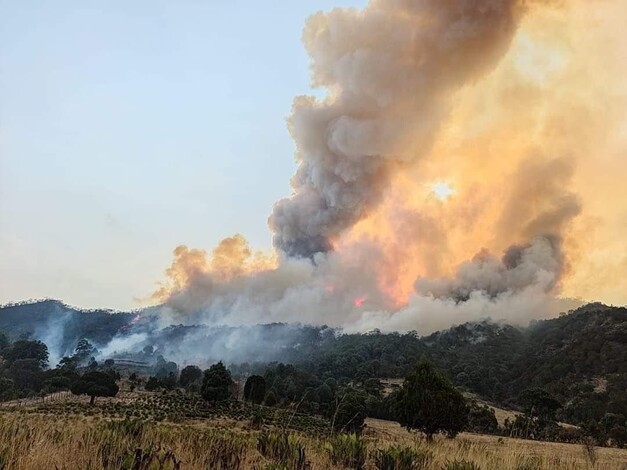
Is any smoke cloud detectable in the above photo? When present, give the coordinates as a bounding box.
[270,0,535,258]
[133,0,627,356]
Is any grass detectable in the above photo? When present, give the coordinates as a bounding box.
[0,394,626,469]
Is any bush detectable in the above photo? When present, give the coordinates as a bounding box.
[257,431,308,469]
[265,390,279,407]
[373,445,432,470]
[327,434,367,470]
[443,460,482,470]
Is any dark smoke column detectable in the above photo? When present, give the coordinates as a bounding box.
[269,0,535,258]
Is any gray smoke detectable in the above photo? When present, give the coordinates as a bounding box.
[415,235,564,302]
[270,0,533,257]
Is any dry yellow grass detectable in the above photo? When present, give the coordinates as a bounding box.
[365,418,627,470]
[0,410,625,469]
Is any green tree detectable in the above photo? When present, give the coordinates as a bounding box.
[243,375,266,404]
[179,365,202,388]
[0,377,15,400]
[73,339,96,364]
[394,361,468,440]
[0,331,9,350]
[58,356,77,371]
[3,340,49,368]
[201,362,233,402]
[467,402,499,434]
[519,388,561,426]
[145,376,161,391]
[71,371,119,405]
[9,358,44,392]
[153,355,178,379]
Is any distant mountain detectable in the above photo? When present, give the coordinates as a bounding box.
[0,300,135,358]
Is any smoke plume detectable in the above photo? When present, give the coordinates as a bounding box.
[270,0,537,258]
[142,0,627,347]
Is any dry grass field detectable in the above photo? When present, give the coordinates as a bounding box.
[0,393,625,469]
[364,418,627,470]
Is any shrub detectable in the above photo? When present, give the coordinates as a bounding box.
[443,460,482,470]
[373,445,432,470]
[265,390,279,407]
[257,431,308,469]
[327,433,367,470]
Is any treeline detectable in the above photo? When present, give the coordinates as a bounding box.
[0,333,120,403]
[141,357,627,447]
[1,303,626,447]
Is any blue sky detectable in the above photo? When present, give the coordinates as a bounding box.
[0,0,365,310]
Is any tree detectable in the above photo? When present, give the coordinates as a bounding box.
[71,371,119,405]
[9,359,44,392]
[519,388,561,426]
[0,331,9,350]
[145,376,161,391]
[244,375,266,404]
[0,377,15,400]
[467,402,499,434]
[179,365,202,388]
[201,362,233,402]
[154,356,178,380]
[74,338,95,359]
[58,356,77,371]
[394,361,468,440]
[3,340,49,368]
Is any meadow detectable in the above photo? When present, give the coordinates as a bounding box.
[0,391,626,469]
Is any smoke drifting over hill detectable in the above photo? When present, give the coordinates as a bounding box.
[147,0,626,338]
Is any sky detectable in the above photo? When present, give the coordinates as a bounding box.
[0,0,365,310]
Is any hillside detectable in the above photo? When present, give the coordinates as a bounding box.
[0,300,134,358]
[1,300,625,428]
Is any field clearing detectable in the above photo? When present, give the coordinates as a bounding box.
[365,418,627,469]
[0,391,625,469]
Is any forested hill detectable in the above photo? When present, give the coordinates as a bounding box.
[0,300,135,357]
[0,300,625,423]
[296,303,626,425]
